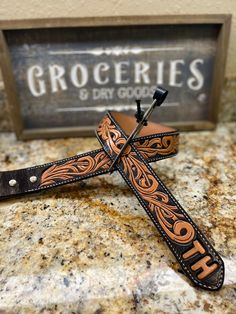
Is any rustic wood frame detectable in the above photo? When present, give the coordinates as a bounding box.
[0,15,231,139]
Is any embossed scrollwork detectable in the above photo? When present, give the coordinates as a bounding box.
[100,116,195,245]
[40,151,110,187]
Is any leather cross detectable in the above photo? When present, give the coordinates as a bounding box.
[0,90,224,291]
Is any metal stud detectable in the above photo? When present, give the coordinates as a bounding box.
[9,179,17,187]
[29,176,37,183]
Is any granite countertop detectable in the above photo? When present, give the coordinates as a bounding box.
[0,122,235,313]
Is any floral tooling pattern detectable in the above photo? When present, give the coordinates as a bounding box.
[97,115,195,245]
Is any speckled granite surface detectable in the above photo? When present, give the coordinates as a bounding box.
[0,123,235,313]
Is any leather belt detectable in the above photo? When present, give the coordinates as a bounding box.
[0,112,224,291]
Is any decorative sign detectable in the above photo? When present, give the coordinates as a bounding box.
[0,16,231,139]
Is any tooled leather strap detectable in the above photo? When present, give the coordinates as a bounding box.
[96,111,224,291]
[0,122,178,200]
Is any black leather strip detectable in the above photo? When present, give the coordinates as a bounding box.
[0,131,178,200]
[96,112,224,291]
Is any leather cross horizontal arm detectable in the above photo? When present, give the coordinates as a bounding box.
[0,119,178,200]
[0,111,224,291]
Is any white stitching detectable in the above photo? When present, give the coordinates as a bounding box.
[25,148,103,171]
[27,168,108,192]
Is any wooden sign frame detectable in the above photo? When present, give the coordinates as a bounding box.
[0,15,231,139]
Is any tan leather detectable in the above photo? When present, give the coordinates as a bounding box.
[112,111,176,136]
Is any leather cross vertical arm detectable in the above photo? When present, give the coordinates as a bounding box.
[95,111,224,291]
